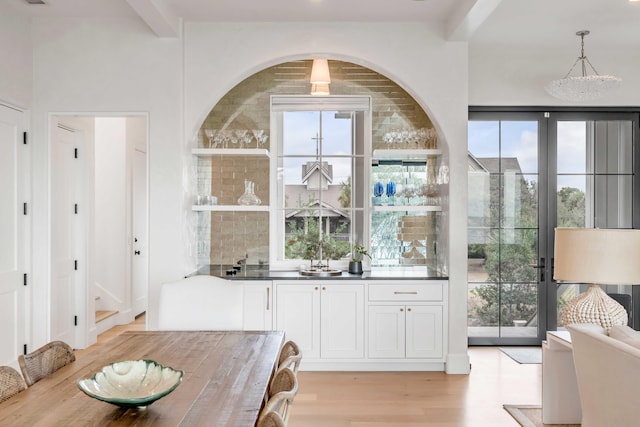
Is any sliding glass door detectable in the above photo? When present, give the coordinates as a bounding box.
[468,109,638,345]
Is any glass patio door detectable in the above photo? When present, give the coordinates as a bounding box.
[468,109,638,345]
[468,112,546,345]
[548,113,638,331]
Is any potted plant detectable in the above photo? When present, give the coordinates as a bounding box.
[349,245,370,274]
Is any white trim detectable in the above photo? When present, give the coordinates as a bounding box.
[271,95,372,112]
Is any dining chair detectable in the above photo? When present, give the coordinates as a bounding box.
[259,366,298,426]
[0,366,27,403]
[277,340,302,375]
[18,341,76,386]
[256,410,285,427]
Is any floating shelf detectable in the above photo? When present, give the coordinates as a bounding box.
[192,148,270,158]
[372,149,442,160]
[371,205,442,212]
[192,205,270,212]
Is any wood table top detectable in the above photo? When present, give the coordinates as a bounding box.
[0,330,284,426]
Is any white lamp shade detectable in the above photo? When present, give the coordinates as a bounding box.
[310,59,331,84]
[310,83,330,96]
[554,228,640,285]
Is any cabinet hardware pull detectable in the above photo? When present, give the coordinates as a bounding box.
[266,287,270,310]
[394,291,418,295]
[322,287,326,290]
[400,308,404,312]
[314,287,318,290]
[407,308,412,312]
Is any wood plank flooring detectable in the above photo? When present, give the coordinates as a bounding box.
[87,315,540,427]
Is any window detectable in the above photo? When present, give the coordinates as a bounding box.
[271,96,370,268]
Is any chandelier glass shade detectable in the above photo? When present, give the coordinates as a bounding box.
[545,30,621,102]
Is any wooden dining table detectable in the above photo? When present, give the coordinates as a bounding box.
[0,330,284,426]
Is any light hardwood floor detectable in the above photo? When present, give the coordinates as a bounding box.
[86,315,540,427]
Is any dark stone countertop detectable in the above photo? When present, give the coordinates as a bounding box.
[194,265,448,281]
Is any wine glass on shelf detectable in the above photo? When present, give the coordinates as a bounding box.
[203,129,217,148]
[386,181,396,206]
[253,129,268,149]
[235,129,248,149]
[373,181,384,206]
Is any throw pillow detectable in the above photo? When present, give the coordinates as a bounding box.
[609,325,640,350]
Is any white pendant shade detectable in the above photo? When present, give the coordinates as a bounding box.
[310,83,330,96]
[310,59,331,84]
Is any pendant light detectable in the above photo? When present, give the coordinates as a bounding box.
[545,30,621,102]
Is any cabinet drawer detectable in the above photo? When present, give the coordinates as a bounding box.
[369,283,442,302]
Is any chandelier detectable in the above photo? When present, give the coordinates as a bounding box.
[545,30,621,102]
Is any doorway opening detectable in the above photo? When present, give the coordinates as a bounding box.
[50,114,148,348]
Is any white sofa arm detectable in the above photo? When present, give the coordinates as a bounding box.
[568,324,640,427]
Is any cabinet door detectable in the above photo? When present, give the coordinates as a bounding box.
[406,305,443,358]
[368,305,405,358]
[276,284,321,359]
[242,281,273,331]
[320,284,364,359]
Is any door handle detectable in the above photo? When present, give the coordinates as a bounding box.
[528,258,545,281]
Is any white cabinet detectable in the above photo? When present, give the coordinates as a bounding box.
[369,305,442,358]
[241,281,273,331]
[275,282,364,360]
[368,281,444,359]
[275,283,321,358]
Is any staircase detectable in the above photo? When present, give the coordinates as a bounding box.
[95,296,119,334]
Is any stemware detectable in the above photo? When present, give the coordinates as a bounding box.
[373,181,384,206]
[235,130,248,149]
[386,181,396,206]
[203,129,217,148]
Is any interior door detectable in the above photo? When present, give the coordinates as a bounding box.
[0,103,27,364]
[51,123,83,347]
[132,148,148,316]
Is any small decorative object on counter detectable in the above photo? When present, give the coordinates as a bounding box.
[237,180,261,205]
[373,181,384,206]
[349,244,371,274]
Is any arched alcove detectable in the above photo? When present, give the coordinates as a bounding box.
[191,59,447,272]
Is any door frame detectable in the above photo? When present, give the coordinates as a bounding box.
[48,112,149,348]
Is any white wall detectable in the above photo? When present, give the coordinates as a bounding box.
[469,46,640,106]
[18,17,470,371]
[0,8,31,108]
[30,16,183,348]
[183,22,470,373]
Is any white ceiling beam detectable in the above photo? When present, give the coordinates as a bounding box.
[445,0,503,41]
[125,0,179,38]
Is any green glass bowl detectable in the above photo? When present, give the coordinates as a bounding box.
[77,359,183,408]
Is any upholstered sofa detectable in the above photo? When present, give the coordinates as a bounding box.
[567,323,640,427]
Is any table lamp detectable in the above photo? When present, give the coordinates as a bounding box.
[554,228,640,331]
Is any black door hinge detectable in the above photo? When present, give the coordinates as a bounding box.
[23,273,27,286]
[23,202,27,215]
[74,316,78,326]
[74,148,78,159]
[23,344,27,355]
[74,203,78,214]
[23,131,27,145]
[74,260,78,271]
